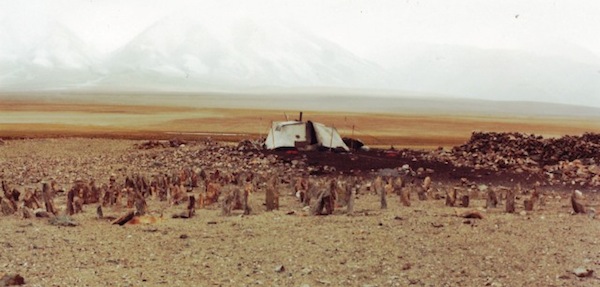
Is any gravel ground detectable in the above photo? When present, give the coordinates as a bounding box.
[0,139,599,287]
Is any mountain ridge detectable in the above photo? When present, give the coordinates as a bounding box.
[1,17,599,109]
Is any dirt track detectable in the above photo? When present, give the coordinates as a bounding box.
[1,138,599,286]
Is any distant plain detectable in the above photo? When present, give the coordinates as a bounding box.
[2,93,600,149]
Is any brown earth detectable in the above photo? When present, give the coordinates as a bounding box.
[0,138,599,287]
[1,98,600,286]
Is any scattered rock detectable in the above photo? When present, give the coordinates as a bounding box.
[456,209,484,219]
[0,273,25,286]
[34,209,51,218]
[588,208,596,219]
[49,215,78,227]
[301,267,312,275]
[274,265,285,273]
[111,211,135,226]
[572,267,594,278]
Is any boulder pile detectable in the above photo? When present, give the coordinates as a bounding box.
[433,132,600,187]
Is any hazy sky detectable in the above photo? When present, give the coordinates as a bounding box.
[6,0,600,57]
[2,0,600,107]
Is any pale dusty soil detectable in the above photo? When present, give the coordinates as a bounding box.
[1,139,599,287]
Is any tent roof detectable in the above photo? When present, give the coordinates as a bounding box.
[265,120,349,151]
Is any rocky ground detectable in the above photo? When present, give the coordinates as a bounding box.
[0,135,599,286]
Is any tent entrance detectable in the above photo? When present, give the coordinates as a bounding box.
[305,121,318,146]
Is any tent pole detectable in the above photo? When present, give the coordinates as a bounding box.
[271,121,275,148]
[330,124,334,151]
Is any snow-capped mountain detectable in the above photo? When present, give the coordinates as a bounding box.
[377,44,600,108]
[1,15,390,92]
[99,16,389,91]
[0,22,104,90]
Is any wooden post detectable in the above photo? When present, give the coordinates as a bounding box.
[2,183,19,211]
[89,180,100,204]
[347,187,355,215]
[158,185,167,202]
[373,176,382,196]
[1,181,19,213]
[134,193,147,216]
[21,207,33,219]
[221,189,233,216]
[3,193,18,215]
[67,189,75,215]
[2,180,21,211]
[303,183,313,207]
[42,182,57,215]
[265,177,279,211]
[460,195,470,208]
[101,185,111,207]
[1,180,7,194]
[96,205,103,219]
[420,176,431,201]
[23,189,41,209]
[380,181,387,209]
[311,190,326,215]
[243,185,251,215]
[187,195,196,218]
[324,190,335,215]
[274,186,280,211]
[115,188,124,209]
[524,199,534,211]
[400,186,411,207]
[310,180,336,216]
[417,189,428,201]
[571,191,586,214]
[1,197,15,215]
[74,196,83,214]
[445,187,457,207]
[265,186,275,211]
[505,189,516,213]
[486,190,498,208]
[469,187,480,200]
[394,177,403,195]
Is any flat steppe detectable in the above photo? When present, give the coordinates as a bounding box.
[2,93,600,149]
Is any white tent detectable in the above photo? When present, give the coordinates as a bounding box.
[265,120,349,151]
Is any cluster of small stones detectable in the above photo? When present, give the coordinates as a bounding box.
[427,132,600,187]
[0,137,595,222]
